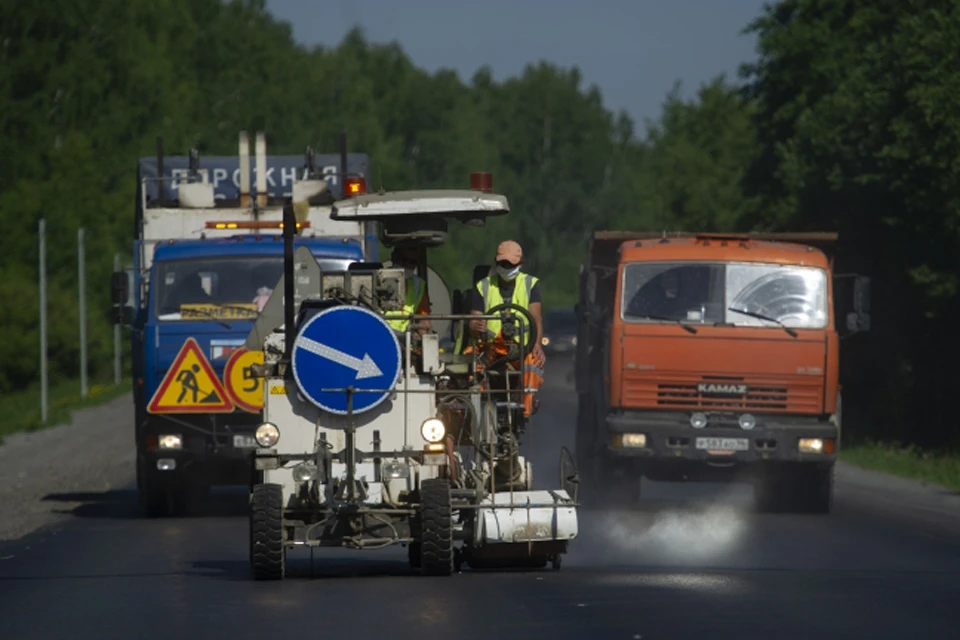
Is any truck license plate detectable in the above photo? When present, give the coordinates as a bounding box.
[695,437,749,452]
[233,435,257,448]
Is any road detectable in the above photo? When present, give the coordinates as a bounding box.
[1,357,959,639]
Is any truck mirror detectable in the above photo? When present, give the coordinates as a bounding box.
[110,272,128,306]
[853,276,871,314]
[846,311,871,333]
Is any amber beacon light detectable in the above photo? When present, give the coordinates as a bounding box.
[470,172,493,192]
[345,176,366,196]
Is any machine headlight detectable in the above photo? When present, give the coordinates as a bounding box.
[255,422,280,448]
[382,460,410,479]
[690,412,708,429]
[158,434,182,450]
[620,433,646,448]
[738,413,756,430]
[420,418,446,443]
[292,463,316,483]
[541,336,551,346]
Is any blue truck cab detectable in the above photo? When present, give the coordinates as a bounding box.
[113,132,375,516]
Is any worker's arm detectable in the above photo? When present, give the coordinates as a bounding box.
[414,291,432,335]
[469,288,486,334]
[529,300,544,358]
[528,281,544,358]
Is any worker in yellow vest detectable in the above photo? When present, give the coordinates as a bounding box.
[385,245,431,336]
[468,240,545,416]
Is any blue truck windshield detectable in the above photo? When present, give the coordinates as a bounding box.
[154,256,355,320]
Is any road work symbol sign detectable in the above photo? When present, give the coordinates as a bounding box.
[291,305,401,415]
[224,347,265,413]
[147,338,234,414]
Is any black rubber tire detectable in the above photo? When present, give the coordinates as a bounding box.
[419,479,454,576]
[250,483,285,580]
[138,456,173,518]
[754,464,834,515]
[408,542,422,569]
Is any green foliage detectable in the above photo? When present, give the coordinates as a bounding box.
[741,0,960,446]
[3,0,955,450]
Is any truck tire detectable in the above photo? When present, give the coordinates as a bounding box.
[419,478,454,576]
[250,483,285,580]
[794,463,834,514]
[137,456,173,518]
[754,463,834,514]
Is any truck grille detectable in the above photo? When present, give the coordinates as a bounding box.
[656,383,787,410]
[621,373,822,414]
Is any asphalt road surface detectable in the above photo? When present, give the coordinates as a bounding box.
[2,357,959,639]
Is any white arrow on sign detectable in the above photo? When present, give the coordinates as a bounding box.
[296,337,384,380]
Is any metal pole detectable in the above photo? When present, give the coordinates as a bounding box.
[113,253,122,385]
[39,219,48,423]
[79,228,88,398]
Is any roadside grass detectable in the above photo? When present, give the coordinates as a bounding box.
[0,377,131,444]
[841,440,960,493]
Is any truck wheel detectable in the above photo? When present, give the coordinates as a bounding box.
[794,464,834,514]
[419,478,453,576]
[138,456,172,518]
[250,483,285,580]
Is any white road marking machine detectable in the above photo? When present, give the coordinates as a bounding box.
[246,177,579,579]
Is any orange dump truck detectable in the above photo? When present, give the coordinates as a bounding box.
[573,232,870,513]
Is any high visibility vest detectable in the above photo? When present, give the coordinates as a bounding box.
[386,276,426,332]
[476,273,538,342]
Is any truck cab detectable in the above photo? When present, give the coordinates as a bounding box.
[114,131,375,517]
[575,232,870,513]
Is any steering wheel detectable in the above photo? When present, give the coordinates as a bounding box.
[483,302,539,355]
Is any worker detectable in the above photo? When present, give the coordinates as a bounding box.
[386,244,431,336]
[468,240,545,416]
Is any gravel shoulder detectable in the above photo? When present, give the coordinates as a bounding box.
[0,393,135,541]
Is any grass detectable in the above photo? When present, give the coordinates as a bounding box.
[0,376,131,444]
[841,440,960,493]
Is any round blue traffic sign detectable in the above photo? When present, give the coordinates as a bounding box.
[291,305,402,415]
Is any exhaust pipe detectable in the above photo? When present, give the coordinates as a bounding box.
[256,131,267,207]
[238,131,251,207]
[282,200,296,363]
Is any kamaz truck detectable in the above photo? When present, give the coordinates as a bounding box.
[111,132,375,517]
[574,231,871,514]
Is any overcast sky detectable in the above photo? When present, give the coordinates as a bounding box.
[266,0,768,128]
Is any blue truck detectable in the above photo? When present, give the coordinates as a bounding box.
[111,132,376,517]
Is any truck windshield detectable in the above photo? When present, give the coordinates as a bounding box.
[621,261,828,329]
[154,256,355,321]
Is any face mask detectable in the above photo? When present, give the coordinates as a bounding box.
[497,264,521,281]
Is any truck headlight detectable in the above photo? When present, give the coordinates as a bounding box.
[799,437,835,454]
[690,412,708,429]
[738,413,756,430]
[159,434,182,450]
[420,418,446,443]
[255,422,280,448]
[620,433,646,448]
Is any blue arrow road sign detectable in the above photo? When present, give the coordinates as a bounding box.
[291,305,402,415]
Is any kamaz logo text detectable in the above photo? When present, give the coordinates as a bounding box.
[697,383,748,395]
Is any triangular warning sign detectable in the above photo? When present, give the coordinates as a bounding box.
[147,337,234,414]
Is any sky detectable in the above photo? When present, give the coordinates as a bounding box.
[265,0,769,129]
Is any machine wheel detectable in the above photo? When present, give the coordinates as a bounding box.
[408,543,422,569]
[552,554,563,571]
[250,483,285,580]
[419,478,454,576]
[794,464,834,514]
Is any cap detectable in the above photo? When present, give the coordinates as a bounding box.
[495,240,523,265]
